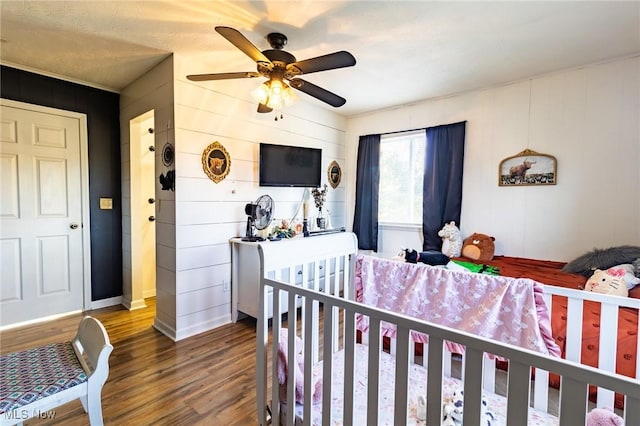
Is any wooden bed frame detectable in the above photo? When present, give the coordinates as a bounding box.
[255,233,640,425]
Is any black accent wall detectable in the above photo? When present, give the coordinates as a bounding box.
[1,65,123,301]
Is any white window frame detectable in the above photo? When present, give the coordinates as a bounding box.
[378,129,426,227]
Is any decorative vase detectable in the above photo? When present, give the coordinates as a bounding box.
[316,209,326,229]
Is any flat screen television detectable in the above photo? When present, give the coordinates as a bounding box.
[259,143,322,188]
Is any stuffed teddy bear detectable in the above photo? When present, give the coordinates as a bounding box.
[586,407,623,425]
[438,221,463,258]
[461,233,495,261]
[584,268,629,297]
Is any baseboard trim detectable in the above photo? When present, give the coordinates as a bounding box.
[89,296,122,310]
[153,318,177,341]
[0,310,83,331]
[174,314,231,341]
[153,315,231,342]
[121,296,147,311]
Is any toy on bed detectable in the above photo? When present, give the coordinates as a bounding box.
[586,407,624,426]
[584,268,629,297]
[461,232,495,261]
[562,245,640,277]
[401,248,451,266]
[438,221,463,257]
[416,388,496,425]
[441,389,495,426]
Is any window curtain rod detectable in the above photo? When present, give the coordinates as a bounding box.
[377,120,467,137]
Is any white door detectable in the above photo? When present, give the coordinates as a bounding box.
[0,101,87,326]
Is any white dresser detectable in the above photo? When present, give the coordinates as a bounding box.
[230,232,358,321]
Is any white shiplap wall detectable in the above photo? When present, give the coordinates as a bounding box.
[170,54,348,340]
[346,55,640,261]
[120,56,176,333]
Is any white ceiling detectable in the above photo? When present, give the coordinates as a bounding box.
[1,1,639,116]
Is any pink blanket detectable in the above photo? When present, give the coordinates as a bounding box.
[276,328,323,404]
[355,255,560,357]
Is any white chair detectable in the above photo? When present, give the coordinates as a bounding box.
[0,316,113,425]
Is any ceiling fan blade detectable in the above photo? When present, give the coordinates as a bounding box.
[215,26,271,64]
[286,51,356,76]
[257,103,273,113]
[289,78,346,108]
[187,72,260,81]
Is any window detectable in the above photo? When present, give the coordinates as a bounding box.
[378,130,426,224]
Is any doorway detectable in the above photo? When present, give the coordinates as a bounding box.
[128,110,156,309]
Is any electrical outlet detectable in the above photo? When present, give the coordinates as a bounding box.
[223,280,229,292]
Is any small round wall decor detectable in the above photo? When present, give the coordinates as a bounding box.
[202,141,231,184]
[328,160,342,189]
[162,143,174,166]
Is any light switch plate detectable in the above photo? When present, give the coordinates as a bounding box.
[99,198,113,209]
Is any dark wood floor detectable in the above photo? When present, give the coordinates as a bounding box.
[1,299,569,425]
[0,299,262,425]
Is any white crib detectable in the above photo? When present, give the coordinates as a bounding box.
[255,233,640,425]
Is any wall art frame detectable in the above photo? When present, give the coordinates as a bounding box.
[162,143,174,167]
[328,160,342,189]
[202,141,231,184]
[499,148,557,186]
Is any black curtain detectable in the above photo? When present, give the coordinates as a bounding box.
[353,134,381,251]
[422,121,466,251]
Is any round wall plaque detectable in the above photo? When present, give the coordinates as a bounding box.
[328,160,342,189]
[202,141,231,184]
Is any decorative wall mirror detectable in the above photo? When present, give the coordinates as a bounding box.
[328,160,342,189]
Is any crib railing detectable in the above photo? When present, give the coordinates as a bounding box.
[539,286,640,410]
[255,233,358,426]
[255,240,640,425]
[259,276,640,426]
[380,282,640,415]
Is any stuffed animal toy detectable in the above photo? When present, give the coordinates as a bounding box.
[442,389,495,426]
[461,233,495,261]
[584,268,629,297]
[586,407,623,425]
[416,395,427,421]
[438,221,463,258]
[441,403,456,426]
[402,249,450,266]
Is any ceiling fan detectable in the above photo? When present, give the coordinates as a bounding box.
[187,26,356,113]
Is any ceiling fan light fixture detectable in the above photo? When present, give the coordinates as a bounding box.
[191,27,355,111]
[252,82,270,104]
[252,79,297,110]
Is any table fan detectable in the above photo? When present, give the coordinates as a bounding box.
[242,194,274,242]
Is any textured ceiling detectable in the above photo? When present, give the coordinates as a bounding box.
[1,1,639,116]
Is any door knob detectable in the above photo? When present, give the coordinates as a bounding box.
[70,223,79,229]
[148,216,156,222]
